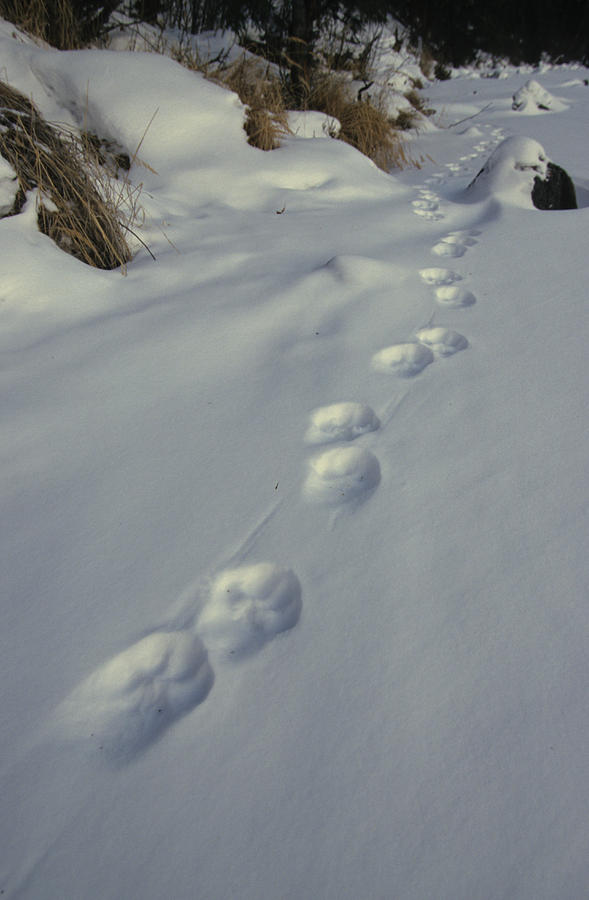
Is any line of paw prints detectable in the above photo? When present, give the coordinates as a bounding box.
[301,225,484,512]
[63,175,488,765]
[370,232,477,380]
[409,126,507,220]
[59,558,304,763]
[413,125,507,198]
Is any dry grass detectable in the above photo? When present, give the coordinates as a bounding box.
[404,88,426,111]
[394,108,419,130]
[0,0,80,48]
[0,81,134,270]
[308,73,350,123]
[338,100,410,170]
[241,107,281,151]
[217,56,291,151]
[308,74,410,170]
[419,46,435,79]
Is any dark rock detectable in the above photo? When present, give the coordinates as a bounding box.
[532,162,577,210]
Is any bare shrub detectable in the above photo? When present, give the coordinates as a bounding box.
[434,62,452,81]
[0,81,133,270]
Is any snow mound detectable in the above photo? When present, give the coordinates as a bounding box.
[322,254,399,287]
[467,136,550,206]
[512,79,566,113]
[288,110,335,139]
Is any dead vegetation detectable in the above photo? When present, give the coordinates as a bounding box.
[0,81,135,269]
[220,56,291,150]
[202,54,412,169]
[308,74,411,170]
[0,0,119,48]
[0,0,80,48]
[394,107,419,131]
[100,17,419,168]
[338,98,411,170]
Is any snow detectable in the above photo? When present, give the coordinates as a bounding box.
[467,135,549,205]
[1,21,589,900]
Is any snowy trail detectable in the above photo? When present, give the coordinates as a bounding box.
[1,29,589,899]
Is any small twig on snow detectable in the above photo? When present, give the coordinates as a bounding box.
[447,103,493,128]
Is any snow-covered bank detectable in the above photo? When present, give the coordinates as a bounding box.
[1,23,588,899]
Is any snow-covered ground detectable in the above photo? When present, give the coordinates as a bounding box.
[1,21,588,899]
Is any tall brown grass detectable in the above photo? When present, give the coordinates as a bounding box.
[309,75,410,170]
[0,82,133,270]
[219,56,291,151]
[0,0,80,48]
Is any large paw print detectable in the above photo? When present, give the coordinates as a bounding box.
[197,563,302,658]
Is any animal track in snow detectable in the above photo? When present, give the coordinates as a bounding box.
[197,563,302,658]
[304,446,381,505]
[412,189,443,219]
[419,267,462,287]
[416,326,468,356]
[372,342,434,377]
[435,285,476,308]
[431,233,478,258]
[412,198,439,211]
[305,402,380,445]
[414,208,443,221]
[431,240,467,258]
[59,631,213,761]
[446,232,478,246]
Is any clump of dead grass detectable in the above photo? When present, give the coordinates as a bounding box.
[394,107,419,131]
[338,99,410,170]
[0,0,80,48]
[419,46,435,80]
[404,88,426,112]
[308,74,410,170]
[0,81,134,270]
[219,56,291,151]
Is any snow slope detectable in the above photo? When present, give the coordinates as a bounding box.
[1,24,588,899]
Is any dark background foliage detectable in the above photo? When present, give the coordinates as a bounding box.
[1,0,588,64]
[128,0,589,65]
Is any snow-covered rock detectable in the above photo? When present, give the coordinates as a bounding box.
[512,78,567,113]
[467,135,549,205]
[468,136,577,209]
[531,161,577,209]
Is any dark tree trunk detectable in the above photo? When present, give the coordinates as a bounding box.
[287,0,320,105]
